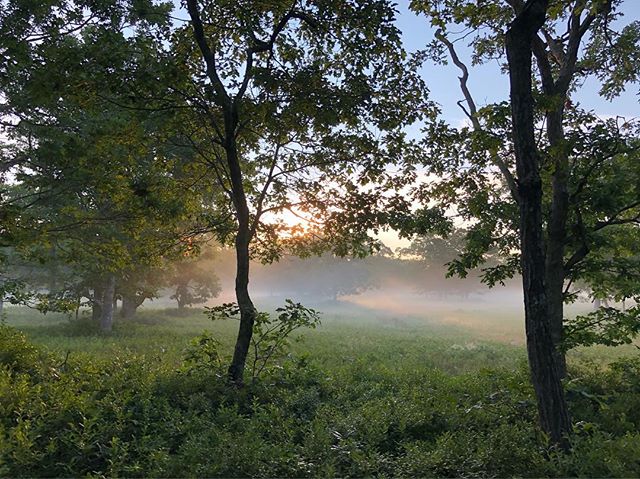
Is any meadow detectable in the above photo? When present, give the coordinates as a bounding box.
[1,303,640,477]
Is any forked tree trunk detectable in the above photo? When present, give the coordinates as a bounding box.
[505,0,571,447]
[100,274,116,333]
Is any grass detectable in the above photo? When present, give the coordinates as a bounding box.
[4,300,634,372]
[2,302,640,477]
[3,303,529,375]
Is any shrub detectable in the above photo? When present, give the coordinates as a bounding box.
[0,325,43,375]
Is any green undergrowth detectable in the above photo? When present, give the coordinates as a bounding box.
[1,308,640,477]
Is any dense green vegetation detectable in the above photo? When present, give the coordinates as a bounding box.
[2,0,640,471]
[2,307,640,477]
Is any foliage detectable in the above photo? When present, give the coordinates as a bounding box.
[182,331,225,375]
[0,0,222,317]
[167,0,432,262]
[207,300,321,382]
[401,229,468,269]
[564,306,640,350]
[0,325,43,375]
[395,0,640,352]
[1,315,640,477]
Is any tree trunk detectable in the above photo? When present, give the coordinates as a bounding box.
[545,107,569,379]
[224,109,257,386]
[227,191,257,386]
[505,0,571,447]
[121,293,140,319]
[186,0,257,385]
[92,284,104,321]
[175,283,188,311]
[100,274,116,333]
[176,296,188,316]
[0,299,3,316]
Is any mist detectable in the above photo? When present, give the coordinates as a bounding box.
[149,249,601,346]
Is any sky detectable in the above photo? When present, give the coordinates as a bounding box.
[377,1,640,250]
[394,1,640,125]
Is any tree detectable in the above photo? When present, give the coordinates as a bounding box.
[504,0,571,446]
[0,1,220,331]
[179,0,429,384]
[169,245,222,312]
[254,254,377,301]
[402,229,468,268]
[405,0,640,444]
[117,264,166,320]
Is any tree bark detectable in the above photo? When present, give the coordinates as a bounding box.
[225,120,257,386]
[545,108,570,378]
[505,0,571,447]
[99,274,116,333]
[120,293,142,319]
[92,283,104,321]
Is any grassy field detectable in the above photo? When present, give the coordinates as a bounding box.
[2,303,640,477]
[3,299,634,370]
[2,303,529,373]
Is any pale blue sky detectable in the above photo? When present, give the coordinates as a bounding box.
[378,1,640,249]
[394,0,640,124]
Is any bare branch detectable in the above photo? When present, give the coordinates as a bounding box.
[435,29,520,203]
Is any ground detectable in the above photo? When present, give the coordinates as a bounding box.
[1,303,639,477]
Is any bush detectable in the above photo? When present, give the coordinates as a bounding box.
[2,323,640,477]
[0,325,43,374]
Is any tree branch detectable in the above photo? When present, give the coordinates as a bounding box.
[235,4,317,105]
[251,143,282,236]
[435,29,520,203]
[185,0,230,107]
